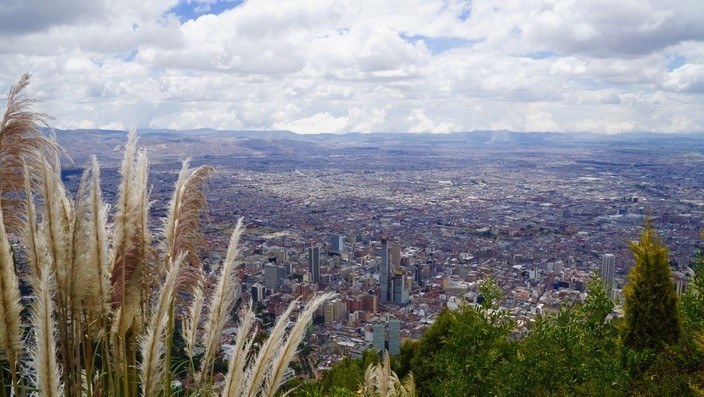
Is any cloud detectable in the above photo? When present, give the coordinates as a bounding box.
[274,112,347,134]
[407,109,460,133]
[663,63,704,93]
[0,0,107,34]
[0,0,702,134]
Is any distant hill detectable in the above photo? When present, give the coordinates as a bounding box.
[46,128,704,167]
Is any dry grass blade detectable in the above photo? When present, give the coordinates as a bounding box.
[37,156,73,295]
[379,351,391,397]
[22,165,45,278]
[245,300,298,396]
[182,277,205,360]
[401,372,416,397]
[112,145,152,337]
[140,253,184,397]
[163,159,191,257]
[361,351,414,397]
[222,306,256,397]
[199,218,244,383]
[111,130,142,305]
[263,293,334,396]
[0,206,23,390]
[163,160,213,293]
[0,73,55,232]
[363,361,376,396]
[31,264,63,397]
[72,156,112,317]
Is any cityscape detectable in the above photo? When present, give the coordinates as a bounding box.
[55,128,704,374]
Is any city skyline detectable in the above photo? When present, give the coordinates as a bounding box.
[1,1,703,134]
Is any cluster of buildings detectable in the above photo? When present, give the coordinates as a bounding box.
[54,132,704,380]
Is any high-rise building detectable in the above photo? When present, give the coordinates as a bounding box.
[390,243,401,269]
[324,303,334,325]
[379,237,390,303]
[361,294,377,313]
[264,264,278,290]
[251,283,265,302]
[373,322,386,352]
[601,254,615,291]
[308,246,320,283]
[413,266,423,286]
[388,318,401,356]
[278,263,291,280]
[391,270,405,305]
[379,237,410,305]
[331,234,344,255]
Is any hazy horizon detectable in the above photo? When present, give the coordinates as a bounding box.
[2,0,703,135]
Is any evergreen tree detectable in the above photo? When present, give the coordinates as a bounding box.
[622,220,681,352]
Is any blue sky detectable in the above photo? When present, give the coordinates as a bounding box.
[170,0,243,23]
[0,0,702,134]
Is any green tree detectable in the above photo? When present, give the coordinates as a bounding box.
[501,279,627,396]
[392,340,417,379]
[622,221,681,352]
[410,279,514,396]
[305,349,380,395]
[681,234,704,333]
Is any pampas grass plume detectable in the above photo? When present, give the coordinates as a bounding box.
[140,253,184,396]
[0,206,23,384]
[199,218,244,382]
[31,264,63,397]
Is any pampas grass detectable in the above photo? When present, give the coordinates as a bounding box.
[263,293,334,397]
[72,156,111,320]
[199,218,245,385]
[0,74,333,397]
[140,253,183,396]
[30,264,63,397]
[163,160,213,273]
[183,277,205,361]
[0,73,54,233]
[361,351,416,397]
[0,204,23,395]
[222,306,256,397]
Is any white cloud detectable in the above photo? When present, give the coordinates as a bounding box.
[0,0,702,133]
[663,64,704,93]
[274,112,347,134]
[407,109,460,133]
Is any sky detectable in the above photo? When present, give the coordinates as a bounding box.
[0,0,703,134]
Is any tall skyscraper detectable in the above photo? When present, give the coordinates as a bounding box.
[379,237,390,303]
[264,263,278,290]
[601,253,615,291]
[373,322,386,352]
[331,234,344,255]
[390,243,401,269]
[379,237,410,305]
[391,270,404,305]
[388,318,401,356]
[308,246,320,283]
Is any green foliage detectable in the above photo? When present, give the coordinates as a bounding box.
[392,340,416,379]
[296,349,380,396]
[501,280,626,396]
[681,244,704,333]
[411,280,515,396]
[622,221,681,352]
